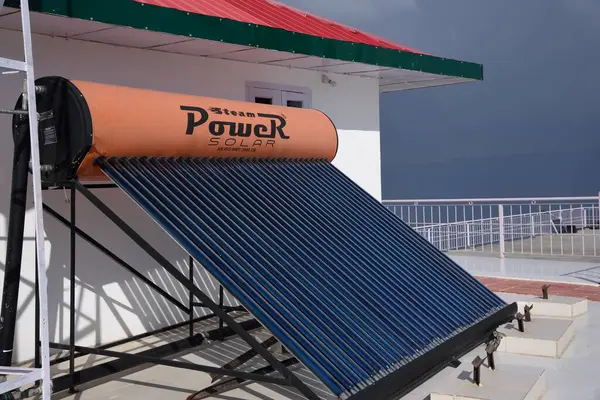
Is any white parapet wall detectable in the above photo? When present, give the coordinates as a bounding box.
[0,29,382,363]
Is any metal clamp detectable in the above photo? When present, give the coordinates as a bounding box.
[524,304,534,322]
[273,341,289,355]
[0,85,46,116]
[516,312,525,332]
[484,331,504,371]
[542,284,551,300]
[472,355,484,386]
[28,162,53,173]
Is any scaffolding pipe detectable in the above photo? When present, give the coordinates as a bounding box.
[0,115,30,366]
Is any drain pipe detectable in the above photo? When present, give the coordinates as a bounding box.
[0,105,31,367]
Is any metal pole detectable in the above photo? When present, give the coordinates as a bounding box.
[487,351,495,370]
[0,2,52,397]
[20,0,53,396]
[31,238,49,397]
[35,234,40,377]
[69,185,76,393]
[0,109,31,367]
[189,256,194,338]
[218,285,224,331]
[498,205,505,259]
[466,224,471,247]
[0,108,29,115]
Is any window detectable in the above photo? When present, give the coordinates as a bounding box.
[282,90,305,108]
[248,87,281,105]
[246,82,311,109]
[255,97,274,105]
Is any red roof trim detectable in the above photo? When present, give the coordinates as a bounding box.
[134,0,426,54]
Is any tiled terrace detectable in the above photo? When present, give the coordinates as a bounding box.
[477,276,600,301]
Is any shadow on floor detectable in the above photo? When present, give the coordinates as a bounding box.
[563,265,600,284]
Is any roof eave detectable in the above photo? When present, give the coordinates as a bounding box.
[4,0,483,91]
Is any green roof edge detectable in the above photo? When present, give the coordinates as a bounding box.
[7,0,484,81]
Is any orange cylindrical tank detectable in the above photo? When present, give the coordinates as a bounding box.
[28,77,338,183]
[75,80,338,179]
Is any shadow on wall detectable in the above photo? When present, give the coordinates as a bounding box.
[1,167,240,362]
[44,186,240,346]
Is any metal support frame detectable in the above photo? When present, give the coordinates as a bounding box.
[218,285,224,332]
[0,1,52,399]
[69,185,76,393]
[189,356,301,400]
[516,312,525,332]
[192,334,299,400]
[42,202,189,312]
[210,336,279,382]
[31,180,319,399]
[50,342,292,385]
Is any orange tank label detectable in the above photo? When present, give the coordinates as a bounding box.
[181,105,289,154]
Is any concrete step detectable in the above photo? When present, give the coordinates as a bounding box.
[497,317,574,358]
[517,295,588,318]
[429,364,546,400]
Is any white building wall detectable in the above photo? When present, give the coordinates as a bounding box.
[0,30,381,363]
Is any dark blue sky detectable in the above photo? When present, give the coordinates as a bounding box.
[280,0,600,199]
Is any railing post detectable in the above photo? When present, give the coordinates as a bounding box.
[498,205,505,259]
[597,192,600,227]
[466,224,471,247]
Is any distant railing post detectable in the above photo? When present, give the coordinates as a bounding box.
[597,192,600,227]
[498,205,505,259]
[466,224,471,247]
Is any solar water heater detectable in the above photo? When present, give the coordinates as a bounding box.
[2,76,517,399]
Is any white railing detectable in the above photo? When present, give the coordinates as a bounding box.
[384,195,600,258]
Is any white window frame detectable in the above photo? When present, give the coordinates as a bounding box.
[246,81,312,108]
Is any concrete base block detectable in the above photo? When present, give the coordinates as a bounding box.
[497,317,574,358]
[429,364,546,400]
[517,295,588,318]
